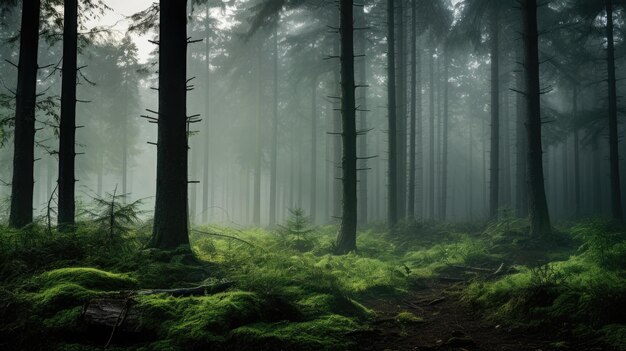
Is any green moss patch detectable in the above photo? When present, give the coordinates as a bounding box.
[231,314,359,350]
[35,267,137,291]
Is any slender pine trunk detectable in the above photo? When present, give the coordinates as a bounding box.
[428,46,435,219]
[9,0,41,228]
[333,40,343,221]
[121,80,129,197]
[523,0,551,237]
[396,0,407,219]
[605,0,623,221]
[515,43,528,217]
[468,115,474,219]
[561,138,568,217]
[57,0,78,231]
[408,0,417,220]
[357,4,368,226]
[440,51,449,220]
[269,28,279,226]
[501,85,511,208]
[253,43,262,226]
[310,75,317,223]
[573,86,580,216]
[150,0,190,248]
[202,7,211,224]
[387,0,397,226]
[489,4,500,220]
[335,0,357,254]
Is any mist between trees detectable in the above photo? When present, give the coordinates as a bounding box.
[0,0,624,246]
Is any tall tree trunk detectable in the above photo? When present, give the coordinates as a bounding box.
[605,0,623,221]
[57,0,78,231]
[326,103,332,222]
[515,44,528,217]
[9,0,41,228]
[440,51,449,220]
[269,28,279,226]
[482,117,487,215]
[202,7,211,224]
[333,40,343,221]
[150,0,190,249]
[468,115,474,219]
[121,80,129,197]
[523,0,551,237]
[253,43,262,226]
[396,0,407,219]
[335,0,357,254]
[489,4,500,220]
[416,36,423,219]
[387,0,398,226]
[428,46,435,219]
[561,138,568,217]
[408,0,417,220]
[501,86,511,208]
[572,86,580,216]
[189,142,197,224]
[357,4,368,225]
[97,152,103,197]
[310,76,317,223]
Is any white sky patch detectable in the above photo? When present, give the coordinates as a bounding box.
[86,0,154,63]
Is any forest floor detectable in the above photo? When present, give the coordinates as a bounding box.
[1,218,625,350]
[354,280,605,351]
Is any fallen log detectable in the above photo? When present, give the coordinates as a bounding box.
[135,280,235,297]
[81,280,235,333]
[82,298,140,331]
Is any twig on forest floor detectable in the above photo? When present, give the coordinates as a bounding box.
[191,229,259,249]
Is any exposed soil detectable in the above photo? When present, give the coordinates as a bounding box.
[352,281,609,351]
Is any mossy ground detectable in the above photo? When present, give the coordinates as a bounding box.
[0,218,624,350]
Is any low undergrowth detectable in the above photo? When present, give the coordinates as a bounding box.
[0,217,621,350]
[464,219,626,350]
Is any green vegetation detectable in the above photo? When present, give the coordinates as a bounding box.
[1,219,625,350]
[464,220,626,350]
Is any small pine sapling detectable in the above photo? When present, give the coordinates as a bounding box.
[86,186,145,242]
[278,208,316,252]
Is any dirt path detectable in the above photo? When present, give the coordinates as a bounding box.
[352,282,606,351]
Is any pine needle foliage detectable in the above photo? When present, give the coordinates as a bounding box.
[84,186,145,241]
[277,208,315,252]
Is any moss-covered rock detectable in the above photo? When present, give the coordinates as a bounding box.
[297,293,372,320]
[395,311,424,324]
[35,267,137,291]
[230,314,359,350]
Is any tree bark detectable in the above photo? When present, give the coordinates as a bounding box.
[57,0,78,231]
[335,0,357,254]
[515,43,528,217]
[150,0,190,249]
[9,0,41,228]
[357,4,368,226]
[408,0,417,221]
[269,28,279,226]
[428,46,435,219]
[202,6,211,224]
[333,40,343,221]
[523,0,551,237]
[561,138,568,217]
[121,79,129,197]
[253,42,262,226]
[489,3,500,220]
[387,0,398,226]
[605,0,623,221]
[396,0,407,220]
[572,86,580,216]
[310,75,317,223]
[440,51,449,220]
